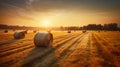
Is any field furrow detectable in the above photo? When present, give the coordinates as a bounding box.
[52,33,90,67]
[23,32,86,67]
[0,33,78,58]
[0,31,120,67]
[0,32,82,67]
[93,33,120,67]
[21,33,83,67]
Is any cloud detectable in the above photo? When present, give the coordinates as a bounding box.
[26,0,35,5]
[0,0,120,26]
[1,0,120,13]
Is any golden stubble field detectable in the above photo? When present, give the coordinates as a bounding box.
[0,30,120,67]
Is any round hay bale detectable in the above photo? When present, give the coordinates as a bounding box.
[4,30,8,33]
[47,30,51,33]
[98,30,100,32]
[34,32,53,47]
[82,30,86,33]
[67,30,71,33]
[13,29,16,31]
[22,30,27,34]
[33,30,37,33]
[14,32,25,39]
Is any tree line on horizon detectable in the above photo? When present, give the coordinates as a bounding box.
[61,23,120,31]
[0,23,120,31]
[82,23,119,31]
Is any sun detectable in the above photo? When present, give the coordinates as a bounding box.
[42,21,51,27]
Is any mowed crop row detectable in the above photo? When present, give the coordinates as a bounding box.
[0,31,120,67]
[21,32,84,67]
[52,32,120,67]
[22,32,87,67]
[0,31,68,45]
[93,32,120,67]
[0,32,79,58]
[52,32,90,67]
[0,33,14,43]
[0,31,75,53]
[0,32,74,53]
[0,31,82,67]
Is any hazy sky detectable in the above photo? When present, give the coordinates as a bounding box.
[0,0,120,27]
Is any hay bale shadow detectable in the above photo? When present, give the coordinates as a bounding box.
[0,39,19,46]
[22,46,56,67]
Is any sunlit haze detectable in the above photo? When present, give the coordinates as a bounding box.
[0,0,120,27]
[41,20,51,27]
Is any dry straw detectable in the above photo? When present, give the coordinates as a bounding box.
[14,32,25,39]
[67,30,71,33]
[4,29,8,33]
[34,32,53,47]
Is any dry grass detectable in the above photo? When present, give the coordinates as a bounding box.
[0,30,120,67]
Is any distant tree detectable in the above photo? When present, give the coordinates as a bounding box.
[109,23,118,31]
[0,24,8,29]
[97,24,102,30]
[103,23,118,31]
[0,23,119,31]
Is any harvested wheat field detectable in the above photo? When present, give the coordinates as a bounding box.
[0,30,120,67]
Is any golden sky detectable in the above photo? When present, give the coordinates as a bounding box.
[0,0,120,27]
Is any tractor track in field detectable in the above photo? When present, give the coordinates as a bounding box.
[49,33,89,67]
[0,33,77,57]
[89,33,115,67]
[0,39,32,46]
[0,32,74,52]
[93,33,120,67]
[22,33,86,67]
[52,33,90,67]
[0,48,33,67]
[0,32,36,46]
[0,33,77,61]
[0,32,69,46]
[0,33,14,44]
[0,31,120,67]
[0,38,33,50]
[0,32,82,64]
[53,33,69,39]
[95,32,120,56]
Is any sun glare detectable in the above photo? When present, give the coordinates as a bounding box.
[42,21,51,27]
